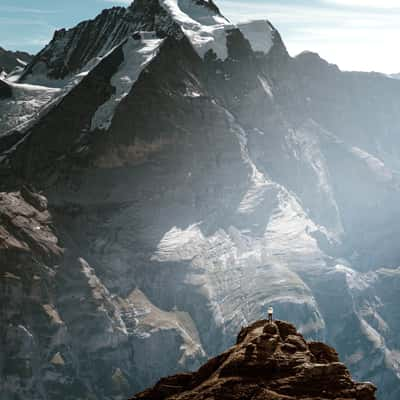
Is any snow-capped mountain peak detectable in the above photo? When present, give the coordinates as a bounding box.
[156,1,277,59]
[18,0,278,88]
[3,1,400,400]
[0,0,282,136]
[158,0,233,59]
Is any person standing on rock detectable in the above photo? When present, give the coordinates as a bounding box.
[268,306,274,323]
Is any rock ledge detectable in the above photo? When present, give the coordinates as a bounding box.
[131,320,376,400]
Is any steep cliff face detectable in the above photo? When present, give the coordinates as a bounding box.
[133,320,376,400]
[19,0,184,83]
[1,0,400,399]
[0,188,205,399]
[0,79,12,99]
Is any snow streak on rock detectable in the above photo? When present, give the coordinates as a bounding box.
[350,146,393,183]
[91,35,164,131]
[258,75,274,98]
[288,120,344,237]
[223,109,272,214]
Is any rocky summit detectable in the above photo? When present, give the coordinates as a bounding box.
[132,320,376,400]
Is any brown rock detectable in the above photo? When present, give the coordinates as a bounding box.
[0,191,63,265]
[131,320,376,400]
[20,185,48,212]
[309,341,340,364]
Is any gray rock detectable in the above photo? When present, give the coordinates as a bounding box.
[2,1,400,399]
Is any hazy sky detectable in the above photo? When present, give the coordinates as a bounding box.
[1,0,399,73]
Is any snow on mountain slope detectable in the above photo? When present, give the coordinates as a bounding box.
[0,67,98,137]
[13,0,276,94]
[5,0,233,135]
[3,1,400,399]
[325,264,400,398]
[160,1,276,60]
[91,35,164,131]
[146,181,327,345]
[152,223,205,263]
[0,28,142,137]
[350,146,393,183]
[0,83,61,135]
[159,0,232,59]
[286,119,344,237]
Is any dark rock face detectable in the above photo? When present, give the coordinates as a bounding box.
[0,47,32,74]
[12,42,125,178]
[132,320,376,400]
[21,1,181,82]
[21,7,129,81]
[2,1,400,399]
[0,79,12,99]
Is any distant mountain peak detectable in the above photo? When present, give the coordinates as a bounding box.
[0,47,33,76]
[129,0,225,20]
[18,0,279,84]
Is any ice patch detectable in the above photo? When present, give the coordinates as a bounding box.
[262,190,328,276]
[16,58,28,67]
[237,20,274,54]
[288,121,344,236]
[0,51,111,136]
[152,223,205,262]
[335,264,372,291]
[0,82,61,135]
[360,318,385,349]
[223,109,272,214]
[91,35,164,131]
[258,75,273,98]
[350,146,393,183]
[160,0,233,60]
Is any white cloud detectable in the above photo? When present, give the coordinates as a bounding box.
[217,0,400,73]
[322,0,400,9]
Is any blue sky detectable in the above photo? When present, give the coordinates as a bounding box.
[1,0,400,73]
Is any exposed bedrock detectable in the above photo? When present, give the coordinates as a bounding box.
[2,1,400,399]
[132,320,376,400]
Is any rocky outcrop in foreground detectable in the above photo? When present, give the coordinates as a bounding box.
[132,320,376,400]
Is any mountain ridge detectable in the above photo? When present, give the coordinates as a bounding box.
[0,46,32,76]
[1,1,400,399]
